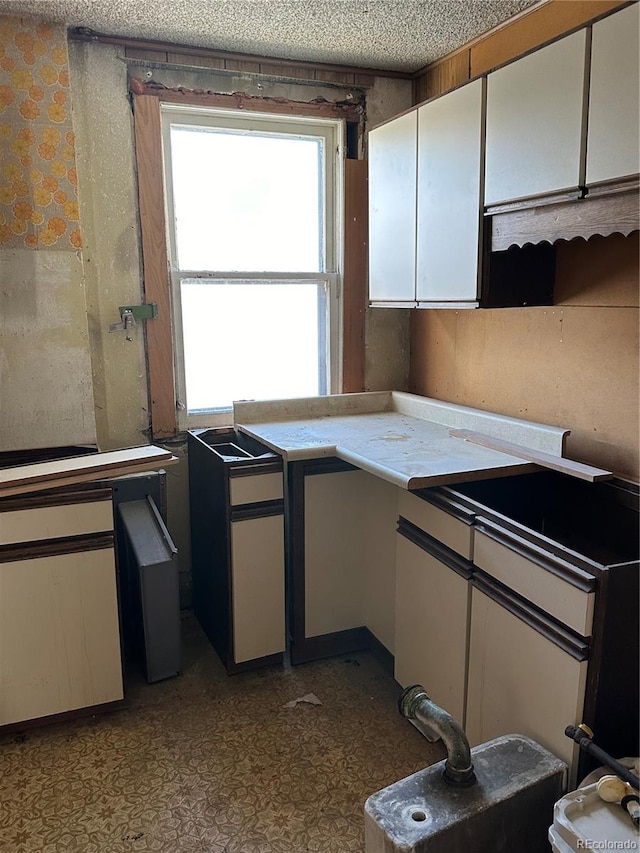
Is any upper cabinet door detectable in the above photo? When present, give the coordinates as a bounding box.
[416,78,485,303]
[368,110,417,303]
[485,30,588,206]
[586,3,640,185]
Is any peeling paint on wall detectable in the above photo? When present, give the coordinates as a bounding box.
[0,16,82,251]
[0,14,96,452]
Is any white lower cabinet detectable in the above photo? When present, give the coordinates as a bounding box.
[304,467,398,643]
[394,528,470,725]
[395,490,600,786]
[304,469,368,638]
[290,461,399,664]
[466,579,588,782]
[0,545,123,726]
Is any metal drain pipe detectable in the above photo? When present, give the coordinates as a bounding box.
[399,685,476,788]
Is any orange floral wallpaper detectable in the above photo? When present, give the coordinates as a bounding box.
[0,16,82,250]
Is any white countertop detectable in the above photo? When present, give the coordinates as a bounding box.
[234,392,569,490]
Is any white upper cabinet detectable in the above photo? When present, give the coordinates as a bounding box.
[586,3,640,185]
[485,30,588,206]
[416,78,485,303]
[368,109,417,304]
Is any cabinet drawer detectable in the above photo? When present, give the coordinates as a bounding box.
[398,491,472,559]
[474,525,595,636]
[229,472,283,506]
[0,499,113,545]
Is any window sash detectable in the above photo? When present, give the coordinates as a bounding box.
[171,271,341,431]
[161,105,341,276]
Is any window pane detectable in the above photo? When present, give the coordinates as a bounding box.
[180,279,326,412]
[170,127,323,272]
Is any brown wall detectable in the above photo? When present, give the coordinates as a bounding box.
[409,0,639,482]
[414,0,627,102]
[410,235,639,479]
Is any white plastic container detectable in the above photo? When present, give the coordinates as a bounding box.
[549,781,640,852]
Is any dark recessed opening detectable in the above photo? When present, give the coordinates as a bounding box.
[481,237,556,308]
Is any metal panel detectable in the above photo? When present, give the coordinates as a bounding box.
[118,497,180,682]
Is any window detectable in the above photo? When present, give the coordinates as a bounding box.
[160,105,343,429]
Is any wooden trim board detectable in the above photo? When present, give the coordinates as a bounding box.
[133,95,177,440]
[0,446,176,498]
[449,429,613,482]
[135,85,362,122]
[412,0,629,102]
[0,459,179,499]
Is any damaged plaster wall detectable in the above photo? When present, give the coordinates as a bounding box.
[0,16,96,451]
[68,40,149,450]
[68,39,194,602]
[0,249,97,447]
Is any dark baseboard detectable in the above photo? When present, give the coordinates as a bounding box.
[291,626,371,665]
[0,698,127,735]
[291,625,395,672]
[227,652,284,674]
[366,629,395,676]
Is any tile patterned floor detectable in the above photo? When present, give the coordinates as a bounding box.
[0,615,445,853]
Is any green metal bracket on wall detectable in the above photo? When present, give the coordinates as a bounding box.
[109,303,158,334]
[118,303,158,321]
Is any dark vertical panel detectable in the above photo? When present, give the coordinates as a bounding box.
[343,160,368,393]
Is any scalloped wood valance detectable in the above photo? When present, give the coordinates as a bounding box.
[487,177,639,252]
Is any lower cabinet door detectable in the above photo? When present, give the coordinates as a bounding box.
[466,585,587,780]
[303,469,370,639]
[231,514,285,664]
[0,546,123,726]
[394,533,470,725]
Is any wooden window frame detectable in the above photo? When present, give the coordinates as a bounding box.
[132,87,367,440]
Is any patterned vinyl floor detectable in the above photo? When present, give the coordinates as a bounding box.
[0,615,445,853]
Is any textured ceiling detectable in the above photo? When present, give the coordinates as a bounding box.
[0,0,538,72]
